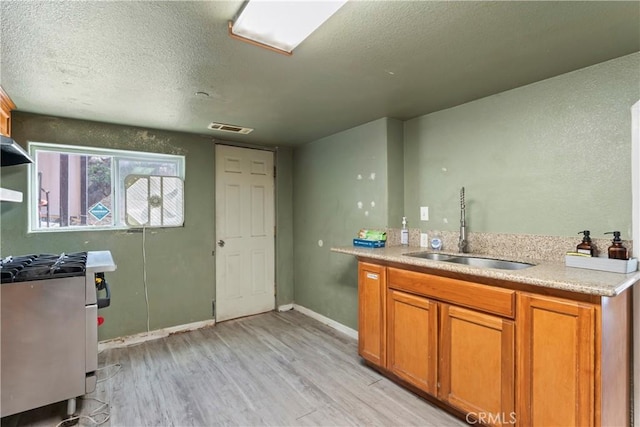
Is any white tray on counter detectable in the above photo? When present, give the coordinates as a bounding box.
[565,255,638,274]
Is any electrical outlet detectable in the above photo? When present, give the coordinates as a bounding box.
[420,206,429,221]
[420,233,429,247]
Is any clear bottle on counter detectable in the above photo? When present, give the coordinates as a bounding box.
[401,217,409,246]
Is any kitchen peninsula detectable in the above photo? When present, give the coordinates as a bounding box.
[333,245,639,426]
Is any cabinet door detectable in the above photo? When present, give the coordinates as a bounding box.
[439,304,515,426]
[517,294,595,427]
[0,108,10,137]
[0,86,15,137]
[387,289,438,395]
[358,262,386,367]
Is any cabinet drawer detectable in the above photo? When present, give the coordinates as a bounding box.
[387,268,515,318]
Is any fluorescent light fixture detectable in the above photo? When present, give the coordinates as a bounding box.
[229,0,348,55]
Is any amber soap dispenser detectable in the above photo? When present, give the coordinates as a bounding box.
[604,231,629,260]
[576,230,596,256]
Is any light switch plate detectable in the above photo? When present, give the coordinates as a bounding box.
[420,233,429,247]
[420,206,429,221]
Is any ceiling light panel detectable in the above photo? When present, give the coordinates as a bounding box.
[231,0,348,53]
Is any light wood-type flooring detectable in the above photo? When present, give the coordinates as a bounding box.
[2,310,465,427]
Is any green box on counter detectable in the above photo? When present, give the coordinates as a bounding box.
[357,229,387,241]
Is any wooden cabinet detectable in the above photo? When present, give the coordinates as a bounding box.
[386,266,513,407]
[357,260,631,426]
[357,262,386,367]
[387,289,438,395]
[516,293,596,426]
[439,304,515,425]
[0,86,15,137]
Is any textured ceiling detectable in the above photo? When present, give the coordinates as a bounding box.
[1,1,639,147]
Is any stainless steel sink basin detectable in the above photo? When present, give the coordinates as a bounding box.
[405,252,534,270]
[445,256,534,270]
[405,252,456,261]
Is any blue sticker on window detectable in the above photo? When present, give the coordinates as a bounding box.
[88,202,110,221]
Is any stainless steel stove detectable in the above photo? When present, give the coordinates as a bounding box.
[0,250,116,418]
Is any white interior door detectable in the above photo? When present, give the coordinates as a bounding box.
[215,145,275,322]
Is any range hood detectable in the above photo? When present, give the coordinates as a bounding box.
[1,135,32,202]
[1,135,33,166]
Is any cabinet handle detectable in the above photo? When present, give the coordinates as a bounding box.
[366,273,379,280]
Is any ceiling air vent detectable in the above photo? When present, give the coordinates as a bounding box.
[207,122,254,134]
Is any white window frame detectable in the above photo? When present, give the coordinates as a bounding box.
[28,142,185,233]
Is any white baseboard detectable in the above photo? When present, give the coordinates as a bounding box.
[98,319,216,351]
[98,304,358,351]
[292,304,358,340]
[278,303,294,312]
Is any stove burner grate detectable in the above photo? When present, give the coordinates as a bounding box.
[0,252,87,283]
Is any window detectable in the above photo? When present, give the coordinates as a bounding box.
[29,142,185,232]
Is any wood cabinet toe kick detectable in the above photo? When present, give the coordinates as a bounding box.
[357,260,632,427]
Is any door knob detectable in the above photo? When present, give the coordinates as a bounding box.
[217,240,225,247]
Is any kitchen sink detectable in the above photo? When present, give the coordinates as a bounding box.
[405,252,534,270]
[444,256,534,270]
[405,252,456,261]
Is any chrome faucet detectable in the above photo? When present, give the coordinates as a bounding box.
[458,187,468,253]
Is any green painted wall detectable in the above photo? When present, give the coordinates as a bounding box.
[294,53,639,331]
[0,112,294,340]
[404,53,640,239]
[386,119,405,227]
[292,118,403,329]
[276,146,294,307]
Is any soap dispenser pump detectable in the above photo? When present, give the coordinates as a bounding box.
[604,231,629,260]
[576,230,595,256]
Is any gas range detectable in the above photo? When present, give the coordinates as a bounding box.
[1,250,116,419]
[1,252,88,283]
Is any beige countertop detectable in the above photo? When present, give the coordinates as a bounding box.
[331,245,640,297]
